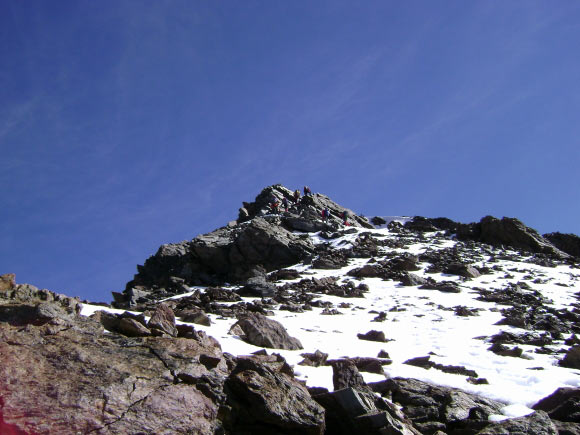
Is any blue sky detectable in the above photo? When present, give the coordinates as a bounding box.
[2,1,580,302]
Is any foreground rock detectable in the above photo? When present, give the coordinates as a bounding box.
[0,281,226,434]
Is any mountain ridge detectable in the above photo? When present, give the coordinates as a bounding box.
[2,184,580,434]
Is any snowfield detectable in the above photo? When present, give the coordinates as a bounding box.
[81,223,580,421]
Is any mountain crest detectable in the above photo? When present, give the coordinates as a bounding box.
[113,185,371,308]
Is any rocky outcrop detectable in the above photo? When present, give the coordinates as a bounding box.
[457,216,567,257]
[115,216,316,307]
[0,278,327,434]
[114,185,376,308]
[544,231,580,258]
[238,184,373,229]
[0,280,228,434]
[224,357,325,434]
[371,377,504,434]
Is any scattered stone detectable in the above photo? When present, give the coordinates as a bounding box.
[299,350,329,367]
[357,330,388,343]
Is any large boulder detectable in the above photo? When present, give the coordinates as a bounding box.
[225,357,325,434]
[370,377,504,434]
[229,312,303,350]
[313,387,420,435]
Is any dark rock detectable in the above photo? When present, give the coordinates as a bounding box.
[544,232,580,258]
[348,264,382,278]
[454,306,479,316]
[377,350,390,359]
[116,211,317,307]
[400,273,428,287]
[371,216,387,226]
[225,359,325,434]
[229,313,303,350]
[477,410,557,434]
[371,377,504,431]
[389,254,421,272]
[313,387,420,435]
[444,262,481,278]
[405,216,459,233]
[0,285,227,434]
[238,275,278,298]
[299,350,329,367]
[404,356,478,377]
[330,359,370,392]
[270,269,301,281]
[533,387,580,423]
[357,330,388,343]
[488,342,524,358]
[457,216,566,258]
[560,346,580,369]
[420,280,462,293]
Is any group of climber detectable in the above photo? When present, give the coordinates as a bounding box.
[268,185,350,225]
[322,208,350,225]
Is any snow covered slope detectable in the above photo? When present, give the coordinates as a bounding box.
[82,224,580,422]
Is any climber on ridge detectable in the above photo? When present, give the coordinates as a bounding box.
[293,189,301,204]
[342,210,350,226]
[282,197,289,212]
[322,208,330,222]
[269,195,280,213]
[304,185,312,196]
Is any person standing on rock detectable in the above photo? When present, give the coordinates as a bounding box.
[342,210,350,226]
[293,189,301,204]
[269,196,280,213]
[304,186,312,196]
[322,208,330,222]
[282,197,289,212]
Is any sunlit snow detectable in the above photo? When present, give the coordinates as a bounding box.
[81,223,580,420]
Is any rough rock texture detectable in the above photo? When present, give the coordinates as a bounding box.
[533,387,580,423]
[114,185,374,307]
[477,410,557,434]
[560,345,580,369]
[370,377,505,434]
[224,357,325,434]
[544,232,580,258]
[313,387,421,435]
[0,279,338,434]
[0,282,227,434]
[457,216,566,257]
[229,312,303,350]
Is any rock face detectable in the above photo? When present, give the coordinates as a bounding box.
[0,279,327,434]
[457,216,566,257]
[544,231,580,258]
[114,185,373,307]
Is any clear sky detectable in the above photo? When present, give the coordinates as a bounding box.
[2,1,580,302]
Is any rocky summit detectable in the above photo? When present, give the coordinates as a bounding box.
[2,184,580,434]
